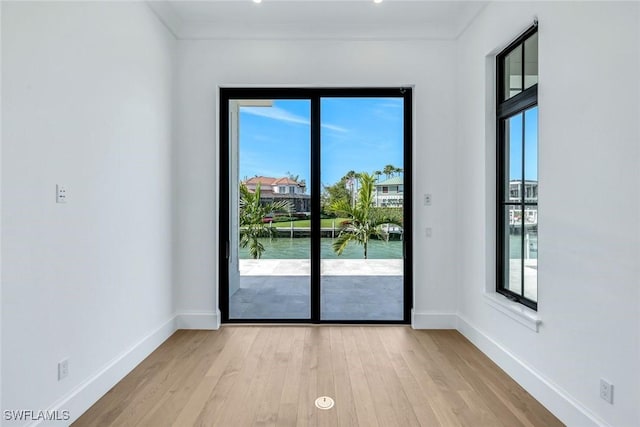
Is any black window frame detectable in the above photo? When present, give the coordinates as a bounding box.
[496,25,538,310]
[219,87,413,324]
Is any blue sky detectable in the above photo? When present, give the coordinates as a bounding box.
[508,106,538,181]
[239,98,404,187]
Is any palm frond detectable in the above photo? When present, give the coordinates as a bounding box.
[329,199,354,218]
[239,182,289,259]
[332,231,360,256]
[329,171,403,259]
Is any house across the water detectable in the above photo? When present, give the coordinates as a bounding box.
[374,176,404,207]
[243,176,311,213]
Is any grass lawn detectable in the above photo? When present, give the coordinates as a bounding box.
[269,218,350,228]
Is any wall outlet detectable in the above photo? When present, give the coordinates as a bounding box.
[424,193,432,206]
[58,359,69,381]
[56,185,67,204]
[600,379,613,404]
[425,227,432,237]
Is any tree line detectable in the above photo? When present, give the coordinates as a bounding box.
[322,164,403,215]
[239,165,404,259]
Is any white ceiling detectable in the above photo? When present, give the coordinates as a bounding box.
[148,1,488,40]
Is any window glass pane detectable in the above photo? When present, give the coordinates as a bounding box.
[320,97,405,321]
[524,32,538,89]
[504,113,523,202]
[234,99,311,320]
[503,45,522,100]
[504,206,522,295]
[524,107,538,202]
[524,206,538,302]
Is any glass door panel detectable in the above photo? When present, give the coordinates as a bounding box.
[228,99,311,319]
[319,97,405,321]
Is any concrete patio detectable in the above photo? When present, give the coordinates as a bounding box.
[230,259,404,320]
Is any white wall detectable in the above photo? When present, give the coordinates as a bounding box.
[174,39,459,326]
[3,2,637,426]
[0,3,3,423]
[456,2,639,426]
[2,2,175,424]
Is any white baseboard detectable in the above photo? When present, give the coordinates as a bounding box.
[456,314,606,427]
[176,310,221,330]
[28,312,220,427]
[411,309,458,329]
[32,316,177,427]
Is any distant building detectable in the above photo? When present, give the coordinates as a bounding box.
[508,180,538,202]
[508,180,538,227]
[242,176,310,213]
[374,176,403,207]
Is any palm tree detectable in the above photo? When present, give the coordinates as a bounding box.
[383,164,395,179]
[239,183,291,259]
[330,172,401,259]
[373,170,383,206]
[344,170,357,180]
[343,170,359,207]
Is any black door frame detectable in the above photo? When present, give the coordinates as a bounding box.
[219,87,413,324]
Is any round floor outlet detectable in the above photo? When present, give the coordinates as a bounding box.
[315,396,335,410]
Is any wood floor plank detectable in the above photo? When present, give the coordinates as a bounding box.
[425,330,526,427]
[352,326,398,426]
[253,328,293,426]
[73,326,565,427]
[230,327,283,426]
[328,327,358,427]
[297,327,319,426]
[171,326,259,427]
[341,327,380,427]
[458,390,506,427]
[109,330,212,427]
[432,332,509,427]
[76,330,210,427]
[378,327,442,427]
[315,327,338,427]
[432,330,562,427]
[392,328,470,427]
[73,330,194,427]
[205,327,277,426]
[276,327,307,426]
[136,327,234,427]
[365,327,421,427]
[412,330,474,393]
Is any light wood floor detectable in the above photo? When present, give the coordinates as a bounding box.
[73,326,564,427]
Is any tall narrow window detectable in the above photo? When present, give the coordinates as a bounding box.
[497,26,538,310]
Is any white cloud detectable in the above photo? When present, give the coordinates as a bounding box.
[321,123,349,133]
[241,106,348,133]
[241,106,308,126]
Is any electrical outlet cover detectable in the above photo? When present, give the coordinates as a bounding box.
[58,359,69,380]
[600,379,613,404]
[56,185,67,204]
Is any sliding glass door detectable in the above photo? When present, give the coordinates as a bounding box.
[219,88,412,323]
[227,99,311,319]
[320,97,405,321]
